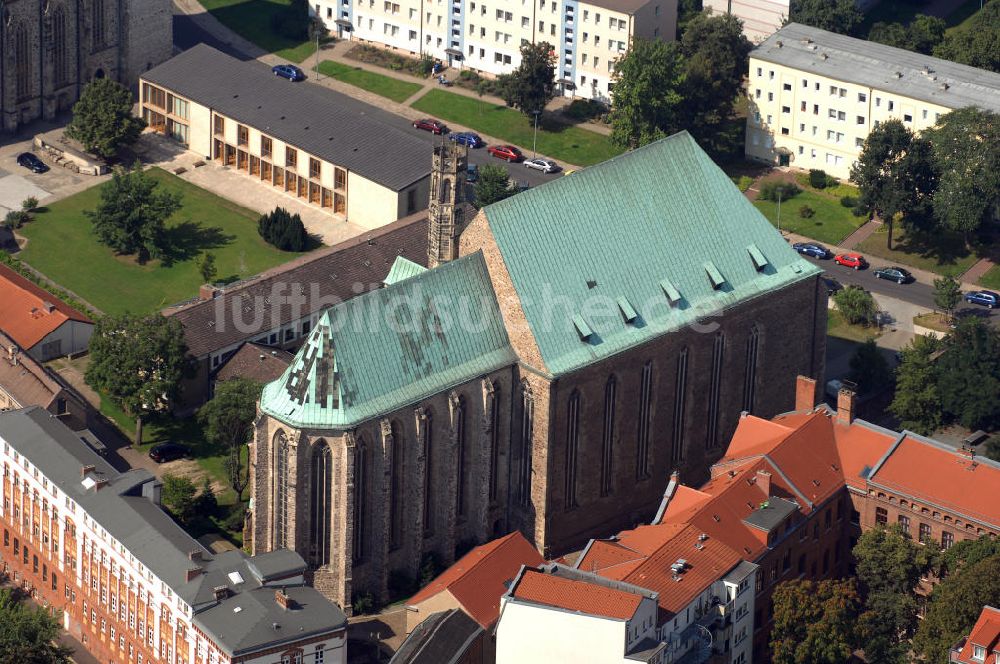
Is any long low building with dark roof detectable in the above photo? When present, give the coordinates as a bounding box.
[0,407,348,664]
[139,44,431,230]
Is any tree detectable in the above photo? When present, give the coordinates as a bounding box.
[936,317,1000,430]
[85,314,189,445]
[257,207,308,252]
[924,107,1000,238]
[985,436,1000,463]
[850,119,936,248]
[933,275,961,319]
[833,286,877,326]
[677,12,752,153]
[197,378,261,502]
[890,334,943,435]
[609,38,685,150]
[933,1,1000,73]
[496,42,556,116]
[675,0,704,38]
[771,578,860,664]
[196,477,218,515]
[913,554,1000,663]
[65,78,146,160]
[868,14,946,55]
[940,535,1000,575]
[474,164,514,207]
[848,339,891,395]
[161,474,198,523]
[789,0,863,35]
[85,162,181,263]
[0,587,73,663]
[198,252,217,284]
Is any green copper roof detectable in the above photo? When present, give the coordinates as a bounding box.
[482,131,821,376]
[260,253,515,429]
[384,256,428,285]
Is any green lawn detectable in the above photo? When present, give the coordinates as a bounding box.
[978,265,1000,289]
[412,89,622,167]
[945,0,986,34]
[18,168,310,315]
[855,227,978,278]
[315,60,422,103]
[753,189,866,245]
[827,309,880,342]
[198,0,318,62]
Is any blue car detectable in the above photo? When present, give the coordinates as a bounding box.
[792,242,830,259]
[272,64,306,81]
[449,132,484,148]
[964,290,1000,309]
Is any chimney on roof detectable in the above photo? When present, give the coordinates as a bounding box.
[199,284,220,301]
[756,470,771,497]
[274,589,297,610]
[188,550,203,562]
[795,375,818,412]
[80,464,95,478]
[213,586,230,601]
[185,567,203,582]
[836,388,856,426]
[94,477,109,491]
[42,301,55,313]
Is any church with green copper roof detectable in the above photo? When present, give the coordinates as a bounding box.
[250,132,826,611]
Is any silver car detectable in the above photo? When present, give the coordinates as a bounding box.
[524,158,560,173]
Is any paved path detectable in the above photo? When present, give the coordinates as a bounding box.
[840,219,881,250]
[960,257,996,283]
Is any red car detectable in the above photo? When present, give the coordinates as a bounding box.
[488,144,524,162]
[413,118,447,134]
[834,252,867,270]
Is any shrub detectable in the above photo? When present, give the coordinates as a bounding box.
[416,55,435,77]
[351,592,376,615]
[3,210,29,229]
[799,205,815,219]
[758,180,801,202]
[808,169,829,189]
[852,205,868,218]
[735,175,754,192]
[258,207,307,252]
[564,99,607,122]
[221,503,247,533]
[834,286,878,326]
[840,195,857,208]
[21,197,38,213]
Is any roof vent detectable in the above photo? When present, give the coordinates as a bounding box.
[940,82,950,90]
[800,37,812,44]
[895,71,903,78]
[42,301,56,313]
[698,533,708,542]
[660,279,681,306]
[747,244,768,271]
[572,314,594,341]
[616,296,638,324]
[922,65,933,75]
[820,52,828,60]
[586,279,597,289]
[233,606,242,613]
[704,262,726,290]
[775,40,783,47]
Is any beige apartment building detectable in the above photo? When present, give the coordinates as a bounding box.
[139,44,431,230]
[314,0,676,101]
[745,23,1000,180]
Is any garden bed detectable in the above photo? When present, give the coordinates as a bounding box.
[344,43,434,78]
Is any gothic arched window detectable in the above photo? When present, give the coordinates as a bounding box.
[52,8,68,86]
[600,376,616,497]
[564,390,580,511]
[743,326,761,413]
[488,385,501,503]
[92,0,106,49]
[636,361,653,480]
[440,178,451,203]
[454,397,467,518]
[353,438,369,563]
[273,430,289,549]
[517,381,533,506]
[14,24,31,100]
[309,440,332,566]
[672,348,688,463]
[389,422,402,549]
[422,412,434,535]
[707,334,726,449]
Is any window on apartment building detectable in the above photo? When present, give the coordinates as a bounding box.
[888,100,895,111]
[858,92,867,103]
[875,97,882,107]
[782,82,791,91]
[285,147,297,169]
[919,523,932,543]
[756,66,762,77]
[856,115,865,124]
[837,111,846,120]
[898,514,910,534]
[213,115,224,135]
[801,78,808,88]
[766,115,772,124]
[781,127,789,135]
[813,104,819,115]
[782,105,790,114]
[942,531,954,549]
[309,157,321,179]
[798,146,804,155]
[237,124,248,146]
[768,70,774,79]
[903,113,913,122]
[409,29,416,39]
[828,108,837,119]
[799,123,805,132]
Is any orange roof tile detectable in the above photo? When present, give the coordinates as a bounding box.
[408,531,543,628]
[720,415,793,461]
[511,568,643,620]
[660,485,712,523]
[0,264,91,350]
[871,435,1000,528]
[955,606,1000,663]
[832,420,897,489]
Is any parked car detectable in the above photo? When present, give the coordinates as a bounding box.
[466,163,479,183]
[964,290,1000,309]
[413,118,447,134]
[792,242,830,259]
[487,145,523,162]
[149,443,191,463]
[834,252,867,270]
[524,158,559,173]
[449,132,483,147]
[16,152,48,173]
[271,64,305,81]
[873,266,912,284]
[822,276,843,295]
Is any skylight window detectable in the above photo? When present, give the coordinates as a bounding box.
[228,571,245,585]
[572,314,594,341]
[747,244,768,271]
[659,279,681,305]
[616,296,638,323]
[705,262,726,290]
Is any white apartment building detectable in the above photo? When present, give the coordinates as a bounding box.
[746,22,1000,180]
[704,0,789,42]
[0,407,348,664]
[313,0,676,101]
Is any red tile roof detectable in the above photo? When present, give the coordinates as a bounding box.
[511,568,644,620]
[870,435,1000,528]
[954,606,1000,664]
[408,531,543,628]
[0,264,91,350]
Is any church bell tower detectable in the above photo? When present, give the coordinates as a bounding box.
[427,142,468,269]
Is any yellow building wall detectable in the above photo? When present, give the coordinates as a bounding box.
[347,171,403,228]
[745,56,952,180]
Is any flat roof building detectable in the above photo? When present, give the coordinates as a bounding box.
[139,44,432,231]
[745,23,1000,179]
